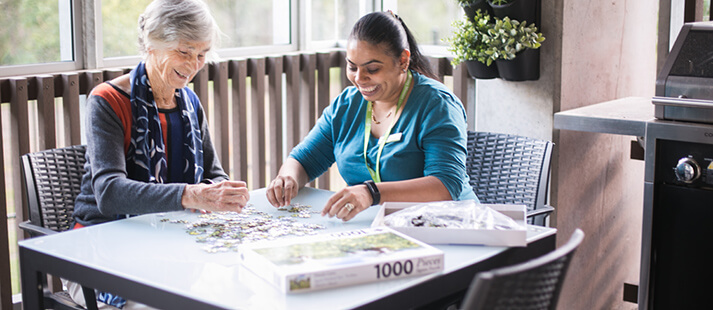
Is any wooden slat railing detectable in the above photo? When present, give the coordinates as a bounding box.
[0,49,466,308]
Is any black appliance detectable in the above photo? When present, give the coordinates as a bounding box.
[641,21,713,309]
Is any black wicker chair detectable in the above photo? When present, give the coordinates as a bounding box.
[20,145,98,310]
[466,131,555,226]
[459,229,585,310]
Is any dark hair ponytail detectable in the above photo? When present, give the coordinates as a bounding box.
[349,11,438,81]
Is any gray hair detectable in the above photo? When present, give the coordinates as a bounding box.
[138,0,220,59]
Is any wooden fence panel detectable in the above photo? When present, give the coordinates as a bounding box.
[249,58,267,189]
[193,68,210,118]
[267,56,284,178]
[85,71,104,96]
[212,61,231,174]
[284,54,301,151]
[335,50,350,90]
[300,53,317,141]
[9,77,31,263]
[452,61,471,114]
[61,73,81,146]
[102,69,124,82]
[36,75,57,150]
[315,52,331,190]
[0,81,12,310]
[230,59,248,182]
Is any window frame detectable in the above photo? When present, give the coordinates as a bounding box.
[0,0,453,78]
[1,0,84,77]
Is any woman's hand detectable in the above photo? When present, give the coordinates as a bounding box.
[321,184,373,221]
[266,158,308,207]
[182,181,250,212]
[267,175,300,207]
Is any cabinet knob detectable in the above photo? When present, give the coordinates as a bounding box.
[674,156,701,183]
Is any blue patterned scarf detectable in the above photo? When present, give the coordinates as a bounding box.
[127,62,204,184]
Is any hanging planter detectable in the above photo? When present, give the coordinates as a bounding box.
[458,0,493,23]
[487,0,537,24]
[496,48,539,81]
[484,16,545,81]
[466,60,499,79]
[446,10,499,79]
[447,4,544,82]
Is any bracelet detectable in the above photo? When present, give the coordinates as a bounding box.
[363,180,381,206]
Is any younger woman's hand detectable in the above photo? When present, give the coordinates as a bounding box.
[267,175,300,207]
[321,184,372,221]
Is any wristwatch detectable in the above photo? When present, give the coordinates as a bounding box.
[363,180,381,206]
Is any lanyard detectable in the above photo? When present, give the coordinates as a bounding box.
[363,70,412,183]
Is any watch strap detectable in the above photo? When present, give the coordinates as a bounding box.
[363,180,381,206]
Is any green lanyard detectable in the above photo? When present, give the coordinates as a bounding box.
[363,70,412,183]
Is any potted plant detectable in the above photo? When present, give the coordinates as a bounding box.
[456,0,493,23]
[485,16,545,81]
[446,10,499,79]
[487,0,538,25]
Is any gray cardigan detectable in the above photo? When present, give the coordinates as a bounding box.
[73,83,229,226]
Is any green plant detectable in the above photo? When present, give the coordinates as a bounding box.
[484,16,545,61]
[446,10,495,66]
[488,0,513,5]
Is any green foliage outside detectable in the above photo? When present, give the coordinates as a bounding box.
[102,0,153,58]
[0,0,62,65]
[101,0,277,58]
[201,0,278,49]
[397,0,462,46]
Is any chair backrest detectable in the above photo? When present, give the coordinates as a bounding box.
[21,145,87,233]
[460,228,585,310]
[466,131,554,224]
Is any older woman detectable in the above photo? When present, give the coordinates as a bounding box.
[70,0,247,308]
[267,11,477,221]
[74,0,248,228]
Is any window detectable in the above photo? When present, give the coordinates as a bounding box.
[207,0,291,47]
[0,0,74,66]
[101,0,152,58]
[311,0,368,47]
[308,0,460,51]
[0,0,461,76]
[101,0,293,65]
[383,0,463,54]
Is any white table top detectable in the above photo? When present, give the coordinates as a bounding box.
[20,187,555,310]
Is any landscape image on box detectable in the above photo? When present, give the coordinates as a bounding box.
[290,274,311,290]
[254,231,422,266]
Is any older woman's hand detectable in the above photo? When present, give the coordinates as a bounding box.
[321,184,372,221]
[182,181,250,212]
[266,175,300,207]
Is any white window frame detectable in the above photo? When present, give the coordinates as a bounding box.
[0,0,455,77]
[1,0,83,77]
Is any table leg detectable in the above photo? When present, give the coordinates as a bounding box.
[19,246,45,310]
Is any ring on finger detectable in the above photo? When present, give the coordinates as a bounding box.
[343,203,355,212]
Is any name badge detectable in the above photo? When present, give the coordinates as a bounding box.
[378,132,402,144]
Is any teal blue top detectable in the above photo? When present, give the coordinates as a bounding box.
[290,71,477,201]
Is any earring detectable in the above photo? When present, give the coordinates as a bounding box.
[403,68,407,73]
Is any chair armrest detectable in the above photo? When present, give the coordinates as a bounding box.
[19,221,58,237]
[526,205,554,218]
